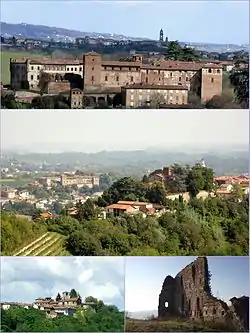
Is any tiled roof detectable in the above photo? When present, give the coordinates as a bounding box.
[117,200,150,206]
[107,204,134,210]
[122,83,188,90]
[102,60,141,67]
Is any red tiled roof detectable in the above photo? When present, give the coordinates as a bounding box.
[117,200,150,206]
[102,60,141,67]
[122,83,188,90]
[107,204,134,210]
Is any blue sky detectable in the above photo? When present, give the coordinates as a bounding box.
[125,256,249,312]
[1,0,249,44]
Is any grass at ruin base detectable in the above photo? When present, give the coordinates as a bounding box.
[125,318,241,332]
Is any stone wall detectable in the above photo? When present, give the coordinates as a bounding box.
[46,81,71,94]
[158,257,249,331]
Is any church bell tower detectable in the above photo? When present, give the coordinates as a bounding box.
[159,28,164,42]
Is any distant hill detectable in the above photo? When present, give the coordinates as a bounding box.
[128,310,157,319]
[0,22,149,42]
[1,22,248,53]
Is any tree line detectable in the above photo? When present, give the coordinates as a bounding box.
[1,296,124,332]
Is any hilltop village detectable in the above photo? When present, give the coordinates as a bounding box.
[1,29,248,109]
[1,290,94,318]
[1,289,124,332]
[1,163,249,220]
[1,158,249,257]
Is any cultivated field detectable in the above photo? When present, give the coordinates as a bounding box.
[1,51,46,84]
[13,231,70,256]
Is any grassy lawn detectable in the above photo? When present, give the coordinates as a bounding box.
[0,177,35,187]
[1,50,47,84]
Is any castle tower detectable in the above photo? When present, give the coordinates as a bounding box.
[83,52,102,89]
[159,28,164,42]
[200,65,223,102]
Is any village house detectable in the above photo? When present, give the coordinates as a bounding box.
[107,200,165,217]
[1,188,17,199]
[1,290,96,319]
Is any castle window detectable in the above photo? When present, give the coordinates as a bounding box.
[92,58,95,61]
[71,68,73,71]
[208,68,212,73]
[31,75,34,80]
[92,67,94,70]
[75,67,77,71]
[211,77,214,83]
[105,76,108,81]
[37,75,39,80]
[146,77,148,83]
[170,72,172,77]
[159,78,161,81]
[91,76,94,81]
[67,68,69,71]
[179,77,182,81]
[31,66,34,70]
[79,67,82,71]
[217,69,220,73]
[131,76,134,82]
[186,77,189,81]
[116,76,119,81]
[37,66,40,70]
[221,311,224,315]
[146,69,149,74]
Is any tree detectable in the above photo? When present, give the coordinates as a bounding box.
[75,199,96,221]
[149,92,165,108]
[70,289,78,298]
[66,231,102,255]
[165,41,183,60]
[56,293,62,302]
[146,184,166,205]
[229,67,249,108]
[38,71,52,95]
[165,41,201,61]
[205,95,240,109]
[186,167,204,198]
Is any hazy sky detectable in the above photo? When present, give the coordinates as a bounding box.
[1,110,249,152]
[1,0,249,44]
[1,257,125,310]
[125,256,249,312]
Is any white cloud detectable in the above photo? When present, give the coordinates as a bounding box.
[1,257,125,310]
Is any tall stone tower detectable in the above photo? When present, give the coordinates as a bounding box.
[159,28,164,42]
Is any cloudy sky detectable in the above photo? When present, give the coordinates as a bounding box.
[1,257,125,310]
[1,110,248,153]
[1,1,249,44]
[125,256,249,312]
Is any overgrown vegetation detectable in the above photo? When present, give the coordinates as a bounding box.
[1,213,46,255]
[1,165,248,256]
[126,317,243,332]
[1,297,124,332]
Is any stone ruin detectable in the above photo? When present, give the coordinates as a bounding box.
[158,257,249,331]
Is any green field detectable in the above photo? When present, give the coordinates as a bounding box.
[1,51,47,84]
[13,231,71,256]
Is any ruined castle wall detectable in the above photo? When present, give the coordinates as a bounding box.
[158,257,248,331]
